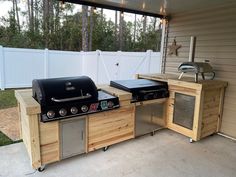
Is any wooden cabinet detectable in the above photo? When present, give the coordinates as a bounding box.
[137,74,227,142]
[15,87,134,169]
[88,105,135,152]
[167,80,227,141]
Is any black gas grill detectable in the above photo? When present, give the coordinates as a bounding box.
[33,76,119,122]
[110,79,169,102]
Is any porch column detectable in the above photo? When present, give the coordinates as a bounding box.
[160,19,168,74]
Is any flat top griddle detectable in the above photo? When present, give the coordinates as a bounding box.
[110,79,167,93]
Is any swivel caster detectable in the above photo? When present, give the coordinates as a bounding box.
[38,165,46,172]
[103,146,110,152]
[151,131,155,136]
[189,138,194,143]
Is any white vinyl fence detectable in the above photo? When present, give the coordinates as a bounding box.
[0,46,161,90]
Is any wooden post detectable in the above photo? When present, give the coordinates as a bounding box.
[160,19,168,74]
[0,46,5,90]
[17,102,22,139]
[44,48,49,79]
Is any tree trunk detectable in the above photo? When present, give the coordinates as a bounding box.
[14,0,20,32]
[89,7,94,51]
[35,0,39,32]
[82,5,88,51]
[55,1,60,32]
[143,15,147,50]
[27,0,31,30]
[49,0,54,34]
[101,8,103,22]
[133,14,136,43]
[30,0,34,32]
[153,17,156,31]
[114,11,118,50]
[43,0,50,48]
[11,0,16,29]
[119,11,124,51]
[143,15,147,33]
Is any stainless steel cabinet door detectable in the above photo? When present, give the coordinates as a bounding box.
[135,103,164,137]
[60,117,86,159]
[173,93,195,130]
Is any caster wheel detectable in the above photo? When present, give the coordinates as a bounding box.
[38,165,46,172]
[151,132,155,136]
[189,138,194,143]
[103,146,110,152]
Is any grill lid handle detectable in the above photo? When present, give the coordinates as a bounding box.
[51,93,92,103]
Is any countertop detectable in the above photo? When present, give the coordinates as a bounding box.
[137,73,228,90]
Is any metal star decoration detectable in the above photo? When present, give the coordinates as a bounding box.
[168,39,181,56]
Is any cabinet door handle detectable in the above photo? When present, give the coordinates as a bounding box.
[81,130,84,140]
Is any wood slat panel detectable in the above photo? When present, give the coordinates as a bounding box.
[165,2,236,138]
[39,121,60,164]
[88,106,135,152]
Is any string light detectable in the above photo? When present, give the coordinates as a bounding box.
[93,7,97,13]
[121,11,124,17]
[141,15,145,20]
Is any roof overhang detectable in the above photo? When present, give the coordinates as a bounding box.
[60,0,235,18]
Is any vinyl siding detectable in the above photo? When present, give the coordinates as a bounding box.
[165,2,236,138]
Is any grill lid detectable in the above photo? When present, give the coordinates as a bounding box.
[33,76,98,107]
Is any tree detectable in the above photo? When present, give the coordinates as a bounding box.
[133,14,137,45]
[114,11,118,49]
[89,7,94,51]
[0,3,162,52]
[119,11,124,50]
[82,5,88,51]
[14,0,20,32]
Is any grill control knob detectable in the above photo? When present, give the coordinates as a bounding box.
[81,105,88,112]
[107,101,114,108]
[47,110,55,119]
[71,107,78,115]
[59,108,67,116]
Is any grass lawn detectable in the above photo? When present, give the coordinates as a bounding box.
[0,131,22,146]
[0,131,14,146]
[0,89,17,109]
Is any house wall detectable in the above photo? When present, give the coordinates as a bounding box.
[165,2,236,138]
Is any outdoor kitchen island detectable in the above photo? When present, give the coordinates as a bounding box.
[15,85,136,171]
[15,74,227,171]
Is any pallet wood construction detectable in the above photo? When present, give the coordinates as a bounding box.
[15,86,135,169]
[137,73,227,141]
[89,85,135,152]
[15,75,227,170]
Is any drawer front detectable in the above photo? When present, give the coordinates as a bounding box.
[88,106,135,151]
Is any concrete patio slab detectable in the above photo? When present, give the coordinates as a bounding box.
[0,129,235,177]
